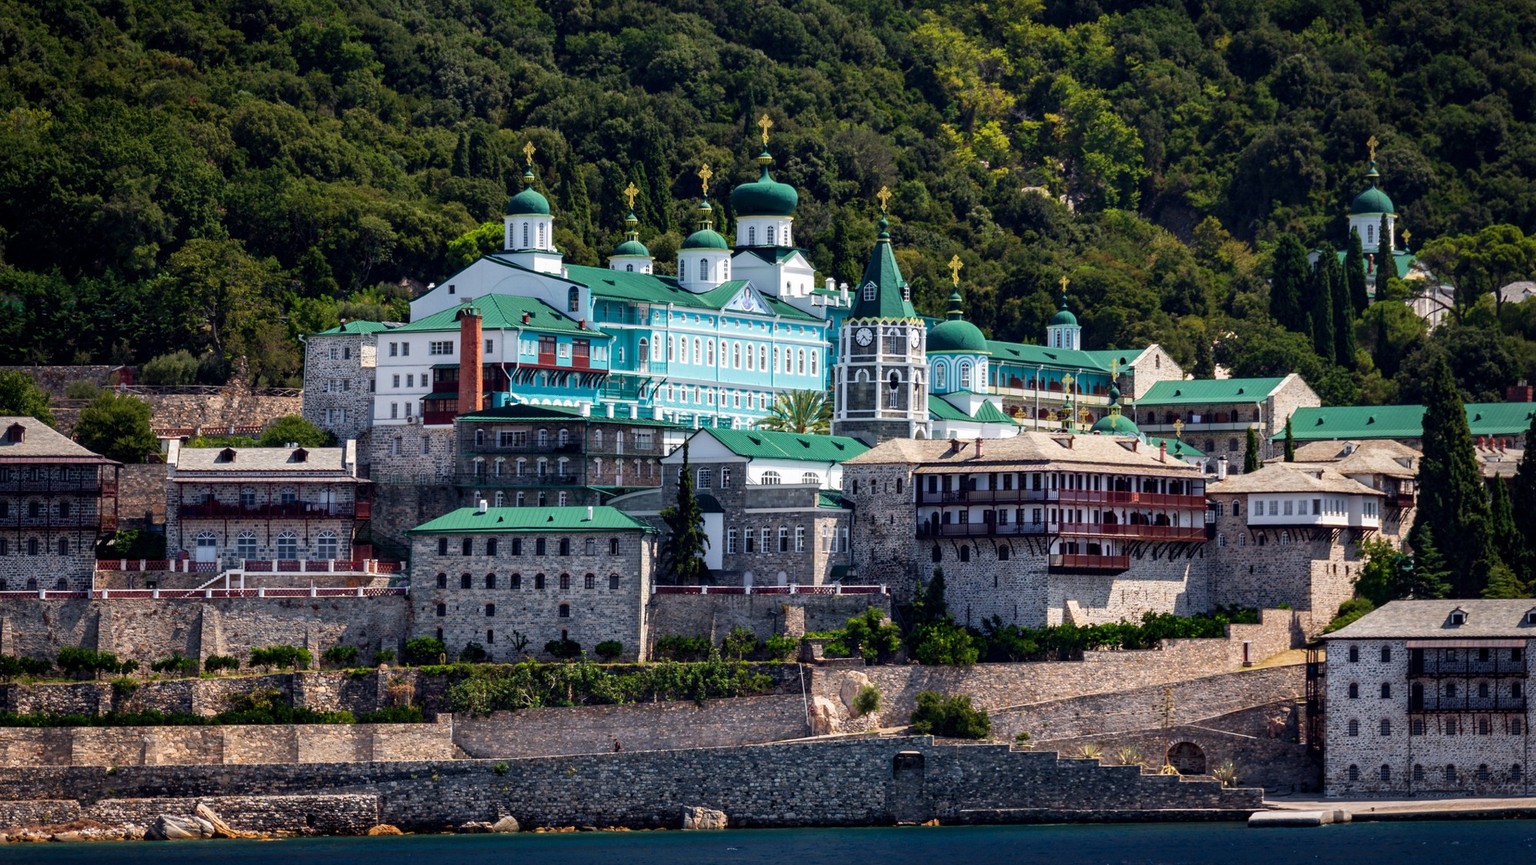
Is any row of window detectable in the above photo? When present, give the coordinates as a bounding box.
[0,467,93,484]
[724,525,849,555]
[437,537,623,557]
[659,384,778,413]
[0,537,74,556]
[324,345,354,361]
[1347,716,1525,736]
[929,544,1011,563]
[1345,645,1523,663]
[0,501,79,519]
[1346,763,1521,783]
[661,334,819,378]
[437,601,575,620]
[920,472,1195,496]
[470,428,656,452]
[434,572,620,592]
[192,530,340,560]
[1346,681,1524,699]
[0,577,72,590]
[697,468,822,488]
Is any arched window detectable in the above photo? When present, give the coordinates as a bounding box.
[475,429,485,446]
[538,429,549,448]
[707,341,715,366]
[698,468,712,489]
[1379,765,1391,781]
[797,349,806,374]
[759,345,768,369]
[558,428,570,446]
[767,225,776,246]
[437,572,448,589]
[316,531,339,560]
[999,546,1011,561]
[959,546,971,562]
[558,603,570,618]
[959,361,972,391]
[568,286,580,312]
[694,338,702,365]
[460,572,472,589]
[236,531,258,561]
[559,573,571,590]
[679,259,686,281]
[762,471,781,485]
[801,472,819,485]
[537,223,545,248]
[275,531,299,560]
[639,338,648,365]
[699,258,709,281]
[748,226,756,245]
[626,264,634,272]
[1380,718,1392,736]
[485,573,497,589]
[522,223,529,247]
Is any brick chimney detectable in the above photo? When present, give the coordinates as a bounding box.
[457,305,483,416]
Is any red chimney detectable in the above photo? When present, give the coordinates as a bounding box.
[974,437,983,458]
[1159,441,1167,463]
[458,306,483,416]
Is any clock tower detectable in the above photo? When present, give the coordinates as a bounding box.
[832,189,930,444]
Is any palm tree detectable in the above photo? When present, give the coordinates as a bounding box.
[757,390,832,435]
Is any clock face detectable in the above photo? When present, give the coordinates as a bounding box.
[855,327,873,347]
[909,329,922,347]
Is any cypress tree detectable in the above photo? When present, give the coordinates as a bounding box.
[1488,479,1523,576]
[1269,236,1310,333]
[1284,416,1296,462]
[1375,215,1399,290]
[1309,255,1335,363]
[1345,228,1369,313]
[1513,415,1536,573]
[1411,353,1494,597]
[1193,336,1215,379]
[658,441,709,585]
[1408,527,1452,600]
[1329,252,1357,369]
[1244,426,1261,473]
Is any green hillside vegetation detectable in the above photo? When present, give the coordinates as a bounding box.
[2,0,1535,401]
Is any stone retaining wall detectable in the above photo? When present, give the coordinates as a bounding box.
[0,720,458,767]
[646,592,891,643]
[0,737,1262,830]
[451,694,809,758]
[85,794,378,834]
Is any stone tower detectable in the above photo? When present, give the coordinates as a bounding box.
[832,191,929,444]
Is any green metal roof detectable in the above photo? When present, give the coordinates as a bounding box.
[927,396,1018,425]
[393,295,607,337]
[559,265,819,322]
[928,291,989,353]
[1282,403,1536,442]
[972,400,1019,425]
[611,238,650,257]
[1145,437,1206,458]
[699,428,870,463]
[1049,304,1078,327]
[849,219,917,321]
[1089,408,1140,437]
[314,320,396,336]
[985,340,1110,372]
[506,186,551,217]
[682,228,729,250]
[1139,377,1290,406]
[1350,167,1395,215]
[818,491,850,509]
[408,506,653,535]
[730,156,799,217]
[1079,348,1146,368]
[456,404,682,428]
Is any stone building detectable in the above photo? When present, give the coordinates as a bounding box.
[407,505,655,661]
[164,440,368,568]
[453,404,685,509]
[1206,463,1388,626]
[1323,600,1536,797]
[843,433,1209,627]
[614,428,868,587]
[0,417,119,590]
[1282,402,1535,453]
[1136,374,1320,469]
[301,320,395,447]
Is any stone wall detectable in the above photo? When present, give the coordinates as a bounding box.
[451,694,808,758]
[303,332,378,444]
[115,463,167,530]
[85,794,378,835]
[646,592,891,643]
[811,609,1298,730]
[0,736,1261,830]
[0,596,409,667]
[0,721,456,767]
[145,391,303,434]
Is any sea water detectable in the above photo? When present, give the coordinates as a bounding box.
[7,821,1536,865]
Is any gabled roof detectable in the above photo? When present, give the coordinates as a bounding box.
[1139,377,1291,406]
[929,396,1018,426]
[171,445,354,475]
[408,506,653,535]
[849,222,917,320]
[844,431,1201,478]
[560,264,820,322]
[1283,403,1536,442]
[692,428,869,463]
[0,416,118,464]
[393,294,607,337]
[1206,464,1382,496]
[1326,600,1536,640]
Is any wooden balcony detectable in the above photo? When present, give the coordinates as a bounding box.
[1048,554,1130,574]
[178,503,363,520]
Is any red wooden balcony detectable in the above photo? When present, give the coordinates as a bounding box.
[178,502,364,520]
[1048,554,1131,573]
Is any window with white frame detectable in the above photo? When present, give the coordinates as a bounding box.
[427,341,453,355]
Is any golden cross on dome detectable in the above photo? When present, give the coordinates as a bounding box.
[1402,228,1412,248]
[948,255,963,286]
[623,182,639,211]
[523,141,536,167]
[1109,358,1119,379]
[876,185,892,214]
[1367,135,1378,162]
[1060,274,1070,292]
[698,163,713,197]
[1172,417,1184,439]
[758,113,773,146]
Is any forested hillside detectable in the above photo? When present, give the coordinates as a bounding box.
[2,0,1535,400]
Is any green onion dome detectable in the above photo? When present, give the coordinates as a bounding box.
[927,290,989,353]
[1090,408,1141,437]
[730,151,799,218]
[506,170,550,216]
[1349,162,1395,214]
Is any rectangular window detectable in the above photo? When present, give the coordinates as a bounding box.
[429,340,454,356]
[727,529,738,554]
[389,342,398,356]
[401,343,409,356]
[745,529,755,553]
[511,539,523,556]
[634,431,653,450]
[406,374,414,387]
[390,403,398,419]
[795,526,805,552]
[584,573,595,590]
[778,528,789,553]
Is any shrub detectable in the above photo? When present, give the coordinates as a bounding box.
[492,761,509,776]
[762,634,798,661]
[402,637,446,666]
[836,608,902,663]
[57,647,130,679]
[111,677,139,697]
[256,415,336,448]
[1076,742,1103,760]
[64,380,101,400]
[911,621,979,666]
[248,645,311,671]
[104,528,166,561]
[721,626,758,661]
[852,683,881,717]
[355,706,424,724]
[139,350,199,386]
[1325,597,1376,633]
[544,638,582,660]
[909,691,991,739]
[0,655,54,679]
[202,655,239,674]
[73,392,156,464]
[652,634,710,661]
[323,645,361,668]
[151,654,198,676]
[458,642,490,663]
[373,648,396,665]
[1212,759,1239,787]
[594,640,624,661]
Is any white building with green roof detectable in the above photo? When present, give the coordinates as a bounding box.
[1135,374,1320,470]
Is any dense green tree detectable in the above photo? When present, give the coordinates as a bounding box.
[73,393,156,464]
[1308,254,1336,363]
[1344,230,1369,315]
[1284,417,1296,462]
[1410,353,1493,597]
[658,441,709,585]
[0,371,54,426]
[256,416,337,448]
[1269,237,1311,334]
[1407,528,1453,601]
[1375,215,1398,291]
[1328,254,1357,369]
[1514,416,1536,574]
[1243,427,1260,474]
[1488,479,1523,580]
